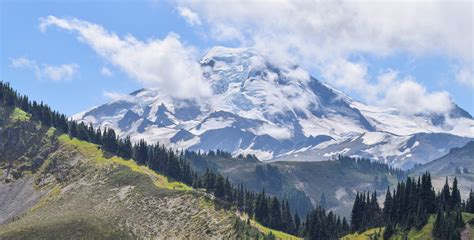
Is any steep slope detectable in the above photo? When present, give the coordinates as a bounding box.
[74,46,474,169]
[0,107,262,239]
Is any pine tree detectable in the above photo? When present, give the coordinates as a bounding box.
[466,189,474,213]
[214,175,225,199]
[383,187,393,223]
[268,197,281,230]
[451,177,461,209]
[441,177,451,209]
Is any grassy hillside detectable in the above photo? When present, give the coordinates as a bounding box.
[0,107,277,239]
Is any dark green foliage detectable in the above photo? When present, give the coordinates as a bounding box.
[303,206,349,240]
[337,156,406,180]
[383,221,394,240]
[350,191,382,233]
[263,231,276,240]
[451,177,461,209]
[349,172,467,240]
[432,208,463,240]
[464,189,474,213]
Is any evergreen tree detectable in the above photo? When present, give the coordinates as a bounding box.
[383,187,393,223]
[441,177,451,209]
[451,177,461,209]
[466,189,474,213]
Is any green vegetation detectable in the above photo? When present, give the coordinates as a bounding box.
[239,213,302,240]
[9,107,31,122]
[390,215,435,240]
[58,134,191,191]
[341,227,383,240]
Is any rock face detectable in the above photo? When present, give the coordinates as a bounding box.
[74,46,473,169]
[0,107,259,239]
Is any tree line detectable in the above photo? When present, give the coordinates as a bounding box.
[350,172,468,240]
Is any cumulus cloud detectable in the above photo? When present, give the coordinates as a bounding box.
[10,57,78,81]
[39,15,212,99]
[178,0,472,114]
[379,72,453,114]
[320,59,375,100]
[322,60,453,114]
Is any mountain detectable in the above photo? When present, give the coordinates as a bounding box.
[412,141,474,176]
[0,106,262,238]
[411,141,474,200]
[274,131,471,169]
[74,46,474,169]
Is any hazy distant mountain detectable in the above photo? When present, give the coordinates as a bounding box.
[412,141,474,177]
[74,46,474,169]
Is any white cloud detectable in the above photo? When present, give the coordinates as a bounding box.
[100,66,113,77]
[42,64,79,81]
[11,57,36,69]
[178,7,201,26]
[39,15,212,100]
[379,73,453,114]
[180,1,472,61]
[10,57,78,82]
[103,90,137,102]
[178,1,471,114]
[320,59,375,100]
[454,65,474,88]
[321,60,453,114]
[252,123,292,140]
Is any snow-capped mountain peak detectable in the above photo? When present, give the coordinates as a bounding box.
[74,46,473,169]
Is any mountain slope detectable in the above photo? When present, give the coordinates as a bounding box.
[411,141,474,201]
[274,131,472,169]
[186,153,406,218]
[412,141,474,176]
[74,46,474,169]
[0,107,262,239]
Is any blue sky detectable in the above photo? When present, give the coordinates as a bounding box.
[1,0,472,116]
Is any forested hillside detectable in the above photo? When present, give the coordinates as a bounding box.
[186,150,406,217]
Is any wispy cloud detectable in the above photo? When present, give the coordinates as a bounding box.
[10,57,79,82]
[103,90,136,102]
[39,15,212,100]
[178,7,201,26]
[100,66,113,77]
[454,65,474,88]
